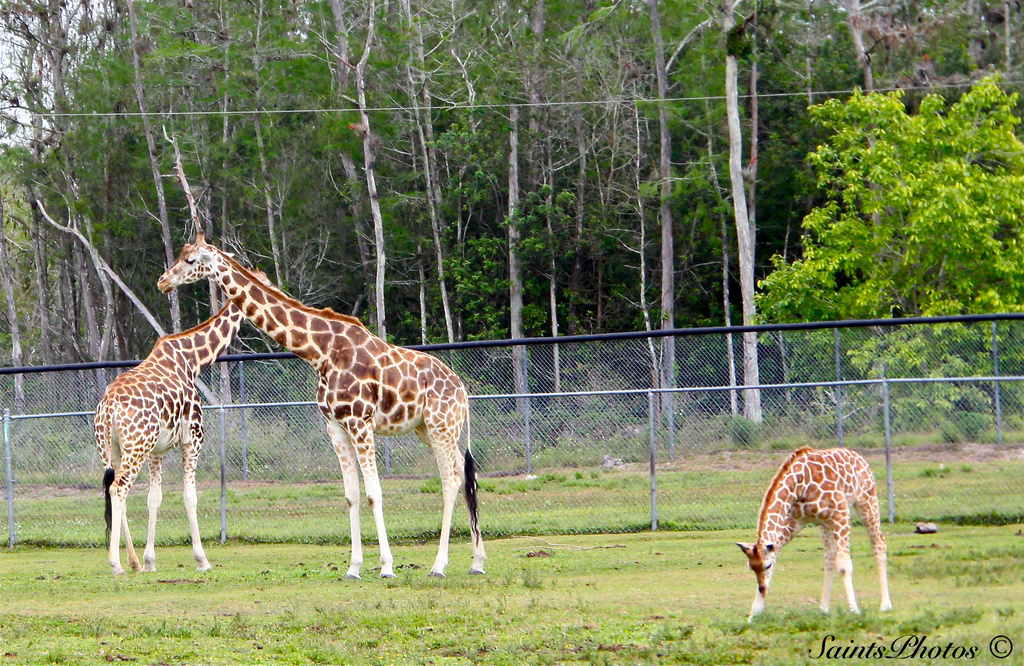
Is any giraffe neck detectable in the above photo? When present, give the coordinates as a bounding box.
[161,301,245,379]
[756,453,809,550]
[209,251,368,370]
[757,485,797,551]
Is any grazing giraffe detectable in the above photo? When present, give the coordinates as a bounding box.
[737,446,892,620]
[96,299,244,575]
[157,233,485,579]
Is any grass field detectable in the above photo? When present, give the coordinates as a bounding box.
[7,445,1024,547]
[1,524,1023,664]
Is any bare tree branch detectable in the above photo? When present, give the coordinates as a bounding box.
[36,200,167,339]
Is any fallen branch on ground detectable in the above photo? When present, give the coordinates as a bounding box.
[511,537,626,552]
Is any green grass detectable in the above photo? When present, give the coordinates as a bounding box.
[0,525,1023,664]
[5,453,1024,547]
[6,448,1024,549]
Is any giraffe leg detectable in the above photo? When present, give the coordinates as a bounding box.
[831,507,860,614]
[416,425,460,578]
[142,455,164,572]
[183,420,211,571]
[858,493,893,611]
[122,510,141,572]
[108,463,141,575]
[346,420,395,578]
[326,419,367,579]
[819,525,837,613]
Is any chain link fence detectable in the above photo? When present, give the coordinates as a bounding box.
[2,315,1024,549]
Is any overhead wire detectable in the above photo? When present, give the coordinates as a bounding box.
[33,77,1021,119]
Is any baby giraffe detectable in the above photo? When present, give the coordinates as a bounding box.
[95,300,244,575]
[737,446,893,620]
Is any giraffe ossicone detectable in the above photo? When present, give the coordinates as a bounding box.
[738,446,892,620]
[157,232,486,579]
[96,300,245,575]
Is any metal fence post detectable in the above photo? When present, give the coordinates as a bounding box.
[882,379,895,524]
[3,408,13,548]
[993,321,1003,447]
[219,405,227,544]
[238,360,248,481]
[648,392,658,532]
[835,328,845,447]
[523,347,532,475]
[667,392,675,462]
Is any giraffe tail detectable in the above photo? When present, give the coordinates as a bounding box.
[463,449,481,540]
[103,467,115,537]
[462,412,481,543]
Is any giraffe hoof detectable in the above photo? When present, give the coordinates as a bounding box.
[429,571,446,579]
[344,573,361,580]
[381,572,397,579]
[469,568,485,575]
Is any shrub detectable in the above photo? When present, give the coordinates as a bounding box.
[939,420,966,444]
[958,412,992,442]
[728,415,759,448]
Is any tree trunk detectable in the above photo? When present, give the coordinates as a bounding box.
[254,115,284,287]
[544,114,561,393]
[649,0,675,405]
[721,212,739,415]
[400,0,454,342]
[0,195,25,411]
[1006,0,1013,72]
[417,240,428,345]
[634,103,660,390]
[126,0,181,332]
[569,81,587,337]
[29,196,54,365]
[508,104,527,397]
[846,0,875,91]
[327,0,375,319]
[354,0,387,339]
[724,0,763,423]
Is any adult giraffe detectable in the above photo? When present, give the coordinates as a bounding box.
[737,446,892,620]
[157,233,485,578]
[96,300,244,575]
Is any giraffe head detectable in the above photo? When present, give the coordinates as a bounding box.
[158,232,224,293]
[737,541,777,612]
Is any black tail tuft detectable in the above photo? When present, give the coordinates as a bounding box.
[463,449,480,537]
[103,467,115,537]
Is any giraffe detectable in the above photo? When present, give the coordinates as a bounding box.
[156,233,486,579]
[95,299,245,575]
[736,446,892,620]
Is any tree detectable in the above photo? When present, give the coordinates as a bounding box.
[759,78,1024,322]
[724,0,762,423]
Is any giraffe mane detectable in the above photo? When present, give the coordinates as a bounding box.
[757,445,816,537]
[219,251,369,331]
[160,300,238,343]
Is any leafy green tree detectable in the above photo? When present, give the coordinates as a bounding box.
[759,78,1024,322]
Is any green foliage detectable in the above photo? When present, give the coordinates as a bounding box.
[727,415,760,448]
[760,77,1024,322]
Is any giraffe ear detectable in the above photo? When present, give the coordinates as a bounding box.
[736,542,756,557]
